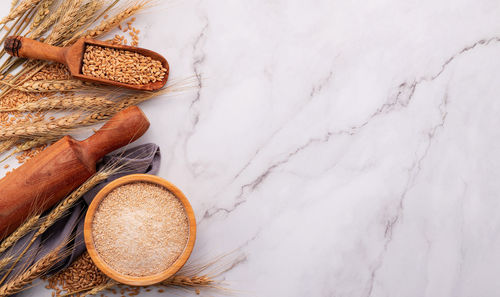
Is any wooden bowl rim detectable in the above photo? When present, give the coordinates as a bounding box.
[84,174,196,286]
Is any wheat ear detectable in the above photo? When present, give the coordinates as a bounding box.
[28,0,68,39]
[0,112,81,140]
[0,137,54,162]
[0,257,12,271]
[10,0,20,11]
[28,0,54,31]
[0,62,46,100]
[0,139,17,155]
[35,172,110,238]
[0,246,62,296]
[0,79,89,93]
[162,275,216,287]
[18,138,54,151]
[0,214,40,254]
[0,95,113,113]
[0,80,192,143]
[45,0,84,44]
[14,79,91,93]
[81,1,150,39]
[79,93,157,125]
[64,275,217,297]
[60,0,104,44]
[35,84,188,138]
[0,0,42,24]
[0,88,168,140]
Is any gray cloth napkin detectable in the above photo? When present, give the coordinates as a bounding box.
[0,143,161,280]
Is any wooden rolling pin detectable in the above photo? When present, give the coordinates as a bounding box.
[0,106,150,240]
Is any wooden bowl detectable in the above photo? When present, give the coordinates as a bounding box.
[84,174,196,286]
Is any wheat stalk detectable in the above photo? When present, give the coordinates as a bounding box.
[0,11,24,51]
[0,112,81,140]
[2,79,90,93]
[0,0,36,63]
[35,172,110,238]
[10,0,20,11]
[29,0,68,39]
[0,246,62,296]
[0,78,189,147]
[45,0,84,44]
[0,87,176,141]
[0,0,41,73]
[162,275,216,287]
[0,214,40,254]
[0,62,46,100]
[64,0,119,45]
[64,274,217,297]
[61,0,104,43]
[22,79,87,92]
[80,1,149,39]
[3,81,191,142]
[78,81,196,125]
[65,275,217,297]
[0,95,113,113]
[0,257,12,271]
[28,0,54,31]
[0,0,42,24]
[0,139,17,155]
[0,137,54,162]
[79,93,157,125]
[17,138,54,151]
[75,88,177,128]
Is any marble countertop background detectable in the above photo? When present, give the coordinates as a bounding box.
[2,0,500,296]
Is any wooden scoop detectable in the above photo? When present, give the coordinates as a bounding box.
[4,36,169,91]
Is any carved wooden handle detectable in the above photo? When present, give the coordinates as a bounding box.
[80,106,151,164]
[4,36,67,64]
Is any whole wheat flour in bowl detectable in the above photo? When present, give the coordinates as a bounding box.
[85,174,196,285]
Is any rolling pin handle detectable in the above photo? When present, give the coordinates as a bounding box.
[80,106,151,164]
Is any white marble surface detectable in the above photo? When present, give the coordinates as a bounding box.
[3,0,500,296]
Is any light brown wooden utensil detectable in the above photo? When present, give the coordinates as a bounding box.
[4,36,169,91]
[0,106,150,240]
[84,174,196,286]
